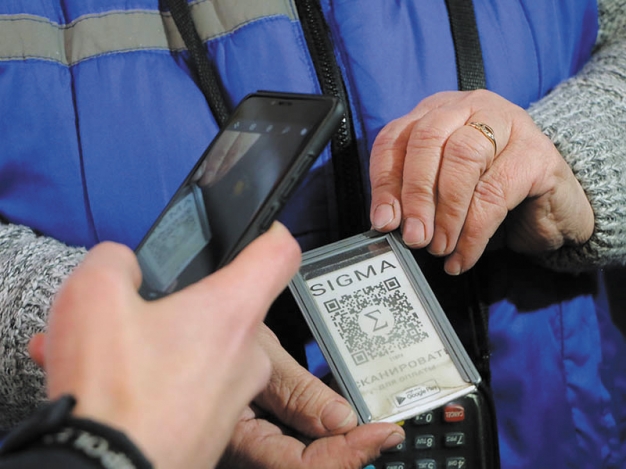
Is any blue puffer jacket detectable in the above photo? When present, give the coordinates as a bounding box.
[0,1,624,468]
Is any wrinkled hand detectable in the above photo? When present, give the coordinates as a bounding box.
[218,324,405,469]
[369,90,594,275]
[28,222,301,469]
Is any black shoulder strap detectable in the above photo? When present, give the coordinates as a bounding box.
[442,10,500,466]
[443,0,492,384]
[164,0,230,127]
[439,8,499,465]
[442,0,491,376]
[444,0,487,91]
[164,0,369,239]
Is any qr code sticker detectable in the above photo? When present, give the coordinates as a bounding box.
[324,277,429,365]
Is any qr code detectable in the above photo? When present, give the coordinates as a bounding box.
[323,277,429,366]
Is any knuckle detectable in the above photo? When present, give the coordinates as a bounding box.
[474,178,507,209]
[463,88,501,107]
[56,264,125,314]
[92,241,135,264]
[372,124,398,151]
[266,369,325,424]
[372,116,411,152]
[457,179,509,249]
[401,182,435,209]
[419,92,446,107]
[77,263,125,293]
[436,171,475,207]
[445,133,490,171]
[460,222,491,248]
[407,124,447,152]
[370,167,400,190]
[437,191,468,219]
[283,374,325,421]
[465,88,492,101]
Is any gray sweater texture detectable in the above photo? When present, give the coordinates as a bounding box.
[1,0,625,429]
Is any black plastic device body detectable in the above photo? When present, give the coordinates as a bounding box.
[135,91,343,299]
[367,387,499,469]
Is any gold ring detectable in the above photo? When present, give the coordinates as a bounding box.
[466,122,497,157]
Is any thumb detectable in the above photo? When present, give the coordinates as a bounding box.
[255,324,357,437]
[28,333,46,368]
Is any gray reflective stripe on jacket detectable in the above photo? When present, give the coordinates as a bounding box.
[0,1,297,65]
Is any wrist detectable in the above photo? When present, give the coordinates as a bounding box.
[0,395,153,469]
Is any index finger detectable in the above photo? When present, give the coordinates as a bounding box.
[80,242,144,291]
[369,91,469,242]
[369,115,414,232]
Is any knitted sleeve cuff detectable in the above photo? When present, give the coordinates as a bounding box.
[526,12,626,272]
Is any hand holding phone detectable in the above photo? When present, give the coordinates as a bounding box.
[135,91,343,299]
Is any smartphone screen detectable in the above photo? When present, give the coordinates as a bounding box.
[136,92,342,299]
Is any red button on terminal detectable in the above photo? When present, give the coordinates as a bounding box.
[443,404,465,422]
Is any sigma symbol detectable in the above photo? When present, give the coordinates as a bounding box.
[358,306,395,336]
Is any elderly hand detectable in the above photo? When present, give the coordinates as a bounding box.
[369,89,594,275]
[217,324,405,469]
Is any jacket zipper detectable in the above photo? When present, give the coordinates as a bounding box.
[295,0,368,239]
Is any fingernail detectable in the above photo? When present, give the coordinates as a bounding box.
[445,254,462,276]
[372,204,395,230]
[321,401,357,432]
[269,220,289,231]
[381,431,406,451]
[402,217,426,247]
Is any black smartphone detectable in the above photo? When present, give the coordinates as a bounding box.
[135,91,343,300]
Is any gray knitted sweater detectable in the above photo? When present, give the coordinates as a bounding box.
[1,0,625,429]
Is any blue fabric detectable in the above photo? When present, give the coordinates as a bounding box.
[486,254,615,467]
[1,1,624,468]
[595,273,626,465]
[72,51,217,246]
[0,0,599,251]
[0,60,92,246]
